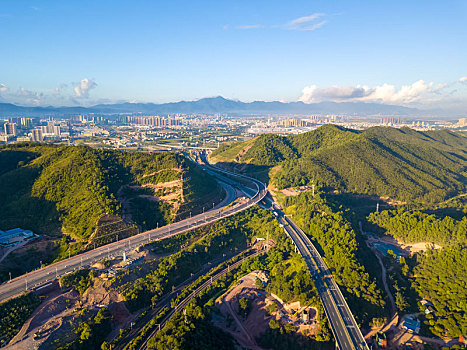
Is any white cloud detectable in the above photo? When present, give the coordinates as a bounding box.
[236,24,263,30]
[233,13,327,32]
[16,88,42,105]
[74,78,97,98]
[460,77,467,83]
[54,83,68,93]
[299,80,451,105]
[0,84,8,92]
[285,13,327,31]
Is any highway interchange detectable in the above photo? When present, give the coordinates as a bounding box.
[0,168,266,302]
[0,155,368,350]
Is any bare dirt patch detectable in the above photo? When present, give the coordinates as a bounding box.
[366,315,458,350]
[367,234,442,256]
[267,294,319,337]
[214,271,319,349]
[278,186,314,197]
[7,288,80,349]
[214,271,268,349]
[117,178,183,222]
[7,273,133,350]
[235,144,253,162]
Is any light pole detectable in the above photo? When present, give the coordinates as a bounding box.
[9,272,11,283]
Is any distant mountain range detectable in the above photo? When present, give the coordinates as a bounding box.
[0,96,433,117]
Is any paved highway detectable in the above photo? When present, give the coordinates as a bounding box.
[276,210,368,350]
[1,151,366,350]
[202,157,368,350]
[0,171,266,303]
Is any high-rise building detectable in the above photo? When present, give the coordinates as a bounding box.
[4,123,17,136]
[31,128,43,142]
[20,118,33,128]
[53,125,61,136]
[380,117,401,125]
[46,121,55,134]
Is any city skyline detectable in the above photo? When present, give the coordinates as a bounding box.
[0,0,466,113]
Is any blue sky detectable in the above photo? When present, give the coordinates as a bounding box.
[0,0,466,111]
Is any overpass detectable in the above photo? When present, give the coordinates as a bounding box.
[0,174,266,303]
[1,153,367,350]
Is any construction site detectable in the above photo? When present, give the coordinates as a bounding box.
[213,270,320,349]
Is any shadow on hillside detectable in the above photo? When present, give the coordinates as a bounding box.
[0,149,39,176]
[0,165,61,237]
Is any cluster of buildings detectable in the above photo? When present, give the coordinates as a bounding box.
[1,112,466,147]
[1,118,70,143]
[119,115,183,127]
[0,114,114,144]
[70,115,106,124]
[277,118,312,128]
[0,228,38,248]
[247,115,343,134]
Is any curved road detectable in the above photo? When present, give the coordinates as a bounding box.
[1,153,367,350]
[0,170,266,303]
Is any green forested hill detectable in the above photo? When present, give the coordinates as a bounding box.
[412,245,467,337]
[368,208,467,246]
[211,125,467,202]
[0,144,220,242]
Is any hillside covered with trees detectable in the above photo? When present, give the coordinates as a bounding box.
[368,202,467,338]
[368,208,467,246]
[0,144,221,280]
[280,192,387,327]
[211,125,467,203]
[411,244,467,338]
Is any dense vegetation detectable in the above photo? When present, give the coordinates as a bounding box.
[59,268,96,295]
[259,319,333,350]
[0,292,41,346]
[114,205,336,349]
[368,208,467,245]
[211,125,467,203]
[121,206,280,312]
[55,308,112,350]
[367,201,467,337]
[147,310,236,350]
[281,192,386,326]
[142,207,334,349]
[0,143,219,240]
[0,144,221,281]
[412,245,467,337]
